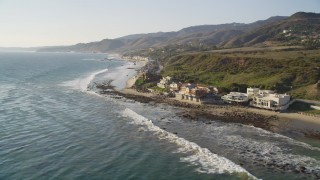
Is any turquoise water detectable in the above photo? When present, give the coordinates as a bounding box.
[0,52,319,179]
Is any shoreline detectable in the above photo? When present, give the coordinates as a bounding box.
[91,60,320,177]
[100,59,320,140]
[102,56,148,90]
[125,60,147,89]
[117,87,320,139]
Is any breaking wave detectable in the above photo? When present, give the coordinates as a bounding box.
[60,68,108,91]
[122,108,258,179]
[197,121,320,175]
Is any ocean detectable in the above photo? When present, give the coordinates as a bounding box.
[0,52,319,179]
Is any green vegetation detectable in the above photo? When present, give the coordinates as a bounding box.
[288,101,320,115]
[134,73,168,93]
[124,12,320,100]
[127,12,320,100]
[135,77,156,89]
[291,83,320,100]
[223,12,320,48]
[149,86,168,93]
[159,49,320,100]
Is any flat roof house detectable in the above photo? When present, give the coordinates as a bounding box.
[249,89,291,111]
[175,83,210,104]
[221,92,249,104]
[247,87,260,99]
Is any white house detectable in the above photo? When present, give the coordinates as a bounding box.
[157,76,172,88]
[249,88,291,111]
[247,87,260,98]
[169,82,180,91]
[258,90,274,95]
[221,92,249,103]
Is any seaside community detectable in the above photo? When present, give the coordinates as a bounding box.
[156,76,293,111]
[121,55,318,113]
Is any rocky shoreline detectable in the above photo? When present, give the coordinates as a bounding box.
[93,82,320,141]
[93,83,320,178]
[98,84,281,130]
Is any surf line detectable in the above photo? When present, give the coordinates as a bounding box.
[60,68,109,91]
[122,108,259,180]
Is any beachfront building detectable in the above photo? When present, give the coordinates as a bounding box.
[157,76,172,89]
[247,87,260,99]
[249,89,291,111]
[169,82,180,91]
[209,86,219,94]
[175,83,210,103]
[221,92,249,104]
[122,55,149,61]
[258,90,275,96]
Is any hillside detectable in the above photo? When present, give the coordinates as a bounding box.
[223,12,320,47]
[36,12,320,53]
[159,48,320,100]
[35,12,320,101]
[37,39,125,53]
[37,16,287,53]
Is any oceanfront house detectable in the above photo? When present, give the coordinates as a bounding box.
[209,86,219,94]
[221,92,249,104]
[222,88,292,110]
[247,87,260,99]
[122,55,149,61]
[157,76,172,89]
[249,89,291,111]
[169,82,180,91]
[175,83,210,103]
[258,90,275,96]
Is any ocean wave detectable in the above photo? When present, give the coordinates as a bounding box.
[203,121,320,152]
[195,121,320,175]
[122,108,258,179]
[101,62,138,90]
[223,135,320,172]
[246,126,320,151]
[60,68,108,91]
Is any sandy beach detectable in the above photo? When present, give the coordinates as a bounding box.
[125,61,147,88]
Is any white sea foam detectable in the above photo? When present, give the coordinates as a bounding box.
[222,135,320,173]
[101,62,139,90]
[122,108,258,179]
[202,121,320,152]
[60,68,108,91]
[247,126,320,151]
[62,60,142,92]
[197,122,320,174]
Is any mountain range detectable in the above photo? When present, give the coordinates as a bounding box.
[34,12,320,100]
[37,12,320,53]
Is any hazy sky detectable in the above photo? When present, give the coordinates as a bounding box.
[0,0,319,47]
